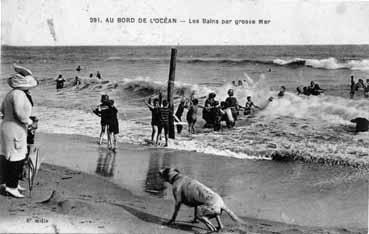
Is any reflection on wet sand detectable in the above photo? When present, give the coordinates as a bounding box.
[96,147,116,177]
[144,151,172,197]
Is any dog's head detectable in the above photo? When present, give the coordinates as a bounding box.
[159,167,180,184]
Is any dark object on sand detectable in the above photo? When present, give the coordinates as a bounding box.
[350,117,369,132]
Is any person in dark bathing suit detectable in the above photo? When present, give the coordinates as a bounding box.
[93,95,111,145]
[107,100,119,151]
[308,81,324,96]
[203,92,217,128]
[278,86,286,97]
[158,100,171,147]
[145,98,161,144]
[74,76,81,87]
[244,96,260,115]
[350,75,355,98]
[224,89,239,127]
[175,97,187,134]
[96,71,102,79]
[55,74,65,90]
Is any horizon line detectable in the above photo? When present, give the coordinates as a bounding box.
[2,44,369,47]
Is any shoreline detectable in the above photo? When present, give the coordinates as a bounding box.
[35,124,369,170]
[0,132,367,233]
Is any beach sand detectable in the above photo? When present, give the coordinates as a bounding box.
[0,133,366,234]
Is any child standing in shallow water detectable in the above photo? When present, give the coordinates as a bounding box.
[186,99,199,134]
[107,100,119,151]
[158,100,171,147]
[144,98,161,144]
[244,96,260,116]
[93,95,111,145]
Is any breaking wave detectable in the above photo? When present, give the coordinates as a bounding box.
[103,55,369,71]
[119,77,213,99]
[273,57,369,70]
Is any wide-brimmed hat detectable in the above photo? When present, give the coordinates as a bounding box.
[13,63,32,76]
[8,73,38,90]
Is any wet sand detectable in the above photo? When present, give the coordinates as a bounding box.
[0,133,367,233]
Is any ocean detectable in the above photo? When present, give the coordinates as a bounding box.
[1,45,369,166]
[1,45,369,230]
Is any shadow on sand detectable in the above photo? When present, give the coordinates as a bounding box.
[108,202,210,233]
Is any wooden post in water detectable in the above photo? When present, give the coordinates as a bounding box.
[167,48,177,139]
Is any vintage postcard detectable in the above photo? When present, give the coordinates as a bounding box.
[0,0,368,233]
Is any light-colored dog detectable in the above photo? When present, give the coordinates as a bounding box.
[159,168,243,231]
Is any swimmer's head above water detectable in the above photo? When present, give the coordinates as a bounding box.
[228,89,234,96]
[101,94,109,104]
[208,92,216,99]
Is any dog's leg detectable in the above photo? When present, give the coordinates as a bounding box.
[191,206,199,223]
[167,203,181,225]
[197,217,217,231]
[215,215,224,230]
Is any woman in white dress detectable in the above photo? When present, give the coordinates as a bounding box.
[0,67,38,198]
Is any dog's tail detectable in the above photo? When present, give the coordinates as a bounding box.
[221,206,245,224]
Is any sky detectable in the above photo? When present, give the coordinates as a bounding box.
[1,0,369,46]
